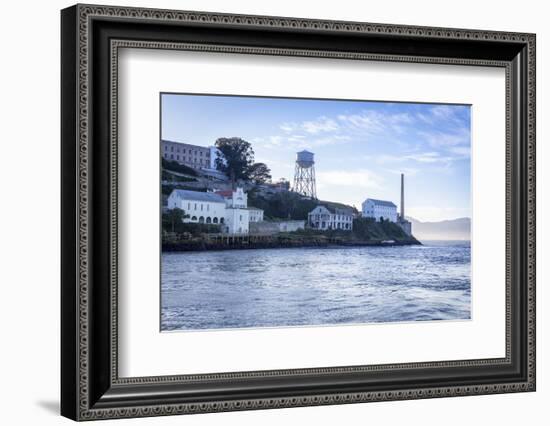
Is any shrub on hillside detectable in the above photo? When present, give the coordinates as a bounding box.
[162,158,199,176]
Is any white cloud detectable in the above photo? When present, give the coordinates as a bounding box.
[416,112,434,125]
[279,123,295,133]
[337,112,384,132]
[418,128,470,148]
[416,105,469,128]
[430,105,456,120]
[375,151,453,165]
[387,167,419,177]
[301,116,339,134]
[407,152,449,163]
[449,146,471,157]
[280,116,339,134]
[252,135,284,148]
[337,110,412,134]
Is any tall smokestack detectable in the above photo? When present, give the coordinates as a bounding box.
[400,173,405,220]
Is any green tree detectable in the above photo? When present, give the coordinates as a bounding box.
[215,137,255,185]
[248,162,272,184]
[163,207,188,233]
[214,137,273,186]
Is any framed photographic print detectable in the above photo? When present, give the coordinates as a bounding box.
[61,4,536,421]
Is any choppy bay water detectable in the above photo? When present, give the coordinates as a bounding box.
[161,241,471,331]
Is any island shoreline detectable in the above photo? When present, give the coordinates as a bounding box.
[162,238,421,253]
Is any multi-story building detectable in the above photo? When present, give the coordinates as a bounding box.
[161,140,212,169]
[308,205,354,231]
[362,198,398,222]
[167,190,226,225]
[167,187,259,234]
[216,187,250,234]
[248,207,264,223]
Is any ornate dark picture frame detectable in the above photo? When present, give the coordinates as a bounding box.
[61,4,536,421]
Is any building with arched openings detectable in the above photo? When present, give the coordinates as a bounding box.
[167,187,258,234]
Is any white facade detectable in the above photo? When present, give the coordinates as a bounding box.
[162,140,211,169]
[167,187,262,234]
[162,140,226,172]
[222,187,249,234]
[248,208,264,222]
[167,190,226,225]
[362,199,398,222]
[308,206,353,231]
[223,187,247,209]
[224,207,250,234]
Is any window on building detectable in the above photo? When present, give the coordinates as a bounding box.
[170,154,174,159]
[171,146,174,152]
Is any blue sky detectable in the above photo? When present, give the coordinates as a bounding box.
[161,93,471,222]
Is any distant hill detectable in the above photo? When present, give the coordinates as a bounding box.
[407,217,471,241]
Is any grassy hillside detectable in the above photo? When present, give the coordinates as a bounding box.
[162,158,199,176]
[288,217,417,243]
[352,217,415,242]
[248,190,358,220]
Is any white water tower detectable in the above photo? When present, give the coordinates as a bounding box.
[293,150,317,199]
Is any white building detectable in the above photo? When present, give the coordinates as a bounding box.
[362,198,398,222]
[167,190,226,225]
[248,207,264,222]
[162,140,211,169]
[217,187,250,234]
[308,205,354,231]
[167,187,259,234]
[161,140,226,173]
